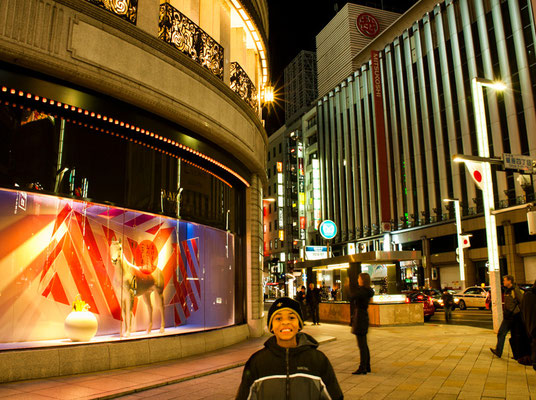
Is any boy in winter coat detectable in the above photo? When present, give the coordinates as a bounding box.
[236,297,343,400]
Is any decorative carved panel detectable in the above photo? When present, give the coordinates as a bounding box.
[86,0,137,24]
[230,62,258,112]
[159,3,224,80]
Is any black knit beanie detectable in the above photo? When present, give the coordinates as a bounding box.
[267,297,304,332]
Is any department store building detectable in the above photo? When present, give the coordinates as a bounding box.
[0,0,268,381]
[314,0,536,290]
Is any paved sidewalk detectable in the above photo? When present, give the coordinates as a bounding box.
[0,322,534,399]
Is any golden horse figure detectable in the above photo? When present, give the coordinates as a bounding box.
[110,240,165,337]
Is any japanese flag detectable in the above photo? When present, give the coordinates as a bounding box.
[464,161,485,191]
[460,235,471,248]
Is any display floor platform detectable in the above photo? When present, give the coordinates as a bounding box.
[0,324,250,383]
[0,324,209,351]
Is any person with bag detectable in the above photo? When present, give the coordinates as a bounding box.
[490,275,524,358]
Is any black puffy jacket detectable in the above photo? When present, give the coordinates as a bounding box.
[236,332,343,400]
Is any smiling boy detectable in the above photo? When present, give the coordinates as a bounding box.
[236,297,343,400]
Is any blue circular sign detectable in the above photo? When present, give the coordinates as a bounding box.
[319,220,337,240]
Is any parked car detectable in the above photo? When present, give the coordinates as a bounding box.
[454,286,490,310]
[405,291,435,321]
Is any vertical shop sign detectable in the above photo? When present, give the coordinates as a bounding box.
[312,159,321,229]
[297,143,306,240]
[371,50,391,230]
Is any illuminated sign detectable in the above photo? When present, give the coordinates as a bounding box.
[312,159,321,229]
[319,220,337,240]
[279,230,285,241]
[277,162,283,173]
[297,141,305,240]
[356,13,380,38]
[305,246,327,260]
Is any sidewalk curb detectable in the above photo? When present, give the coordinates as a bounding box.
[95,335,337,399]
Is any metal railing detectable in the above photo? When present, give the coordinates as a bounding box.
[87,0,137,23]
[230,62,258,112]
[159,3,224,80]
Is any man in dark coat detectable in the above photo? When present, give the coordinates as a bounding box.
[521,280,536,370]
[306,283,321,325]
[490,275,524,358]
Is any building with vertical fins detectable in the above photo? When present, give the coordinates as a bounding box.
[312,0,536,291]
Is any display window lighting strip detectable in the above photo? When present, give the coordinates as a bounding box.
[1,86,249,187]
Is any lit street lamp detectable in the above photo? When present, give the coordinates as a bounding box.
[455,77,506,332]
[443,198,465,290]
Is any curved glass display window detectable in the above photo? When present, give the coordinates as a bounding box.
[0,71,246,348]
[0,188,235,345]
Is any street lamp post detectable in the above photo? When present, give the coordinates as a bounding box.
[470,77,505,332]
[443,198,465,290]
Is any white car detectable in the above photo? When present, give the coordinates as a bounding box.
[454,286,490,310]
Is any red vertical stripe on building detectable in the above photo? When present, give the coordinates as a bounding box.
[371,50,391,227]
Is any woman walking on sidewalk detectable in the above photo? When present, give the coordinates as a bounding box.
[350,272,374,375]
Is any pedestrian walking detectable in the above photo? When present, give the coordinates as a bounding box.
[521,280,536,371]
[236,297,343,400]
[306,282,321,325]
[490,275,524,358]
[350,272,374,375]
[441,289,454,323]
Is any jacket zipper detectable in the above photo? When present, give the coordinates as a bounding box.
[286,348,290,400]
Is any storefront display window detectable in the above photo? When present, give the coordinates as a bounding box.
[0,188,235,345]
[0,70,245,347]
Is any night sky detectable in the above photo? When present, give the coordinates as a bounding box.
[266,0,419,134]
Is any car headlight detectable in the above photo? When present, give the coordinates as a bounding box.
[454,298,459,303]
[438,299,443,304]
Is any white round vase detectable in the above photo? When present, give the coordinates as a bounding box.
[65,310,98,342]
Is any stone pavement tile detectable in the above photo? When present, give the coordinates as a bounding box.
[441,378,465,388]
[1,379,65,393]
[0,387,25,397]
[0,394,56,399]
[25,383,103,399]
[79,376,144,392]
[457,392,483,400]
[344,386,373,397]
[430,369,451,377]
[381,390,413,399]
[482,388,507,398]
[437,385,461,395]
[484,380,506,389]
[395,383,419,391]
[408,391,438,400]
[432,394,458,399]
